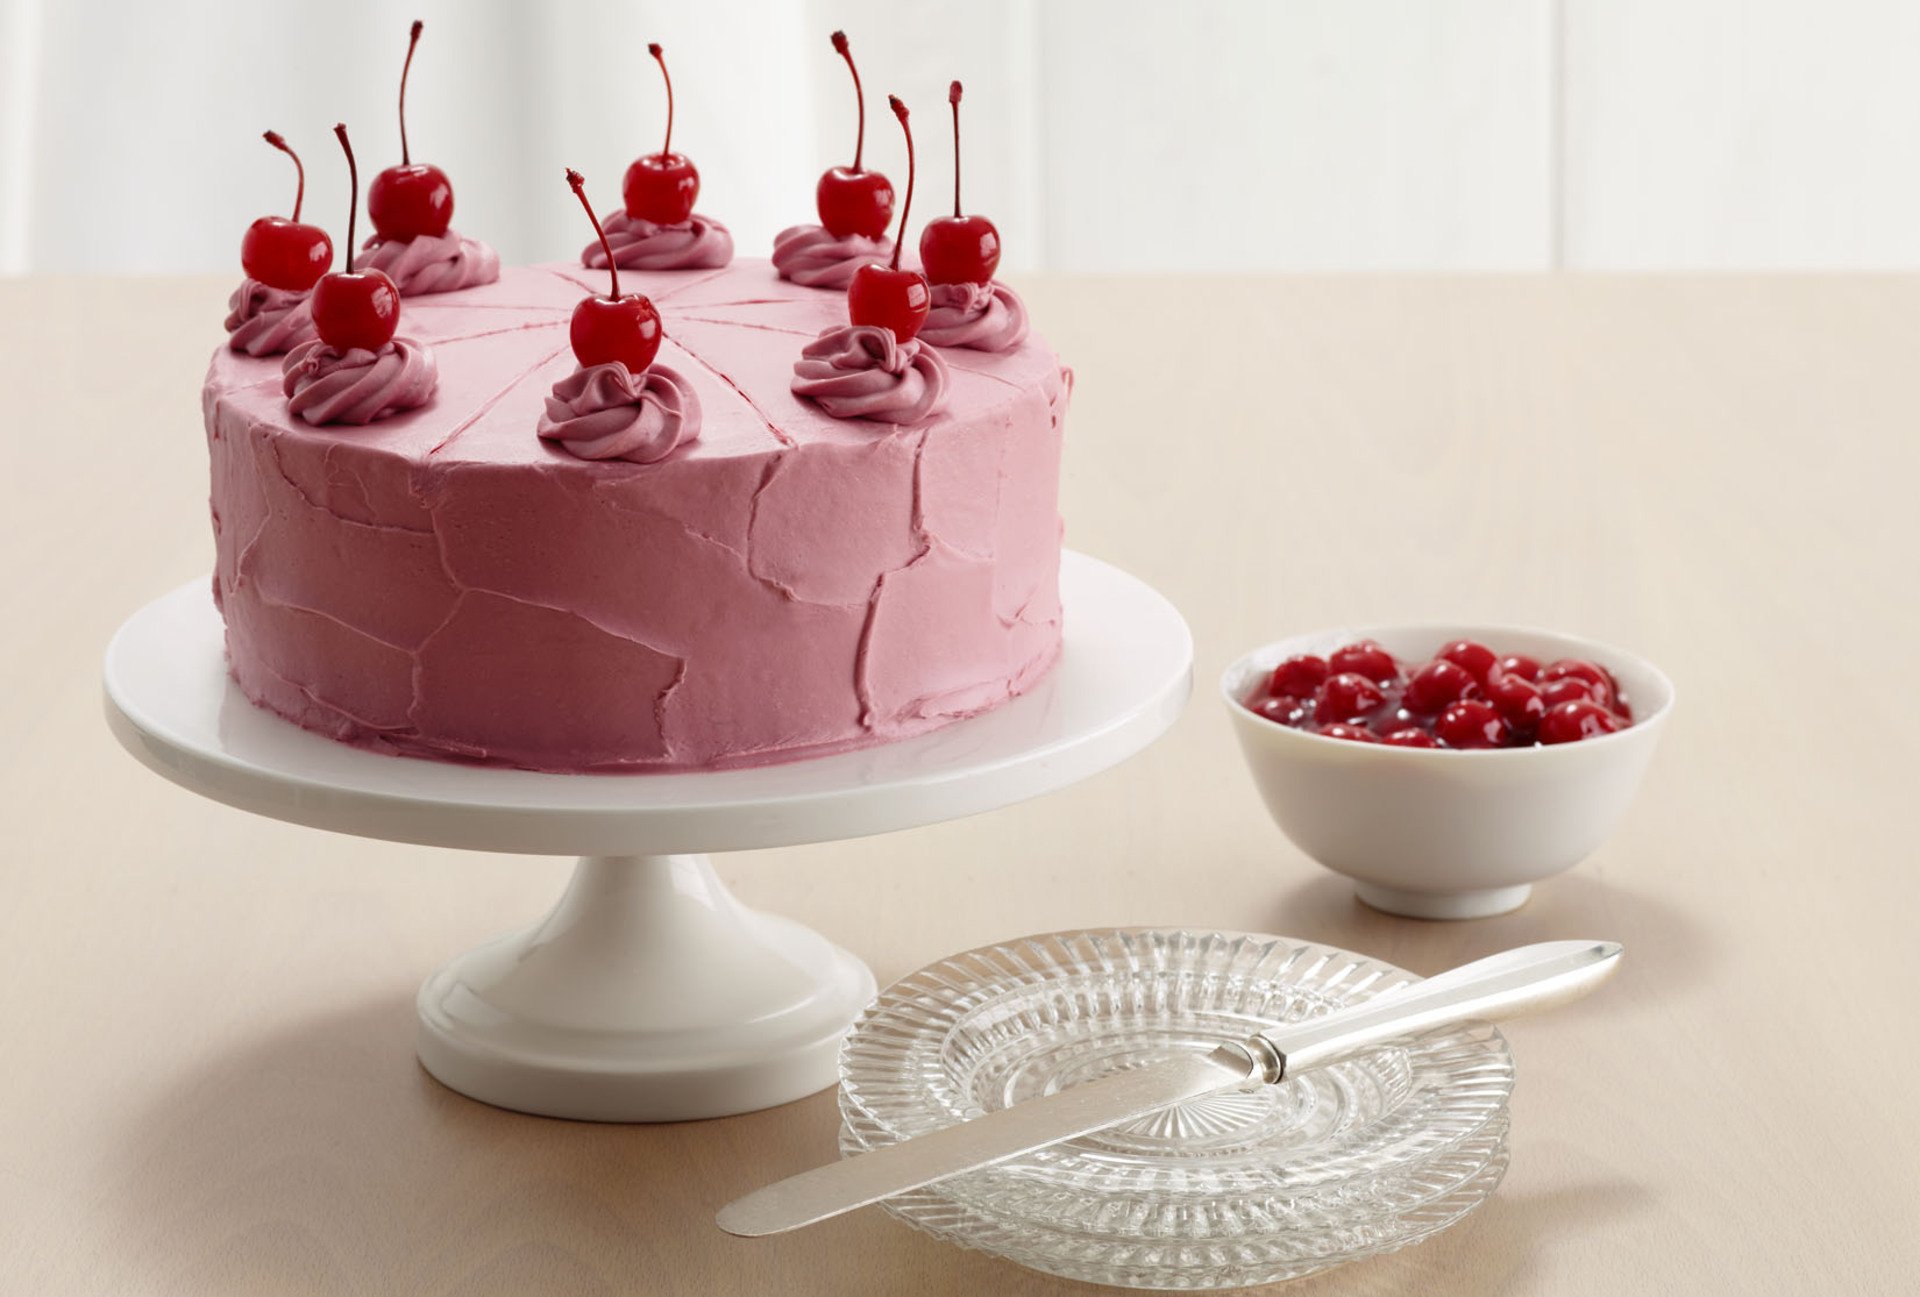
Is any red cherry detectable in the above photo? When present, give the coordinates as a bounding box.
[368,22,454,241]
[1382,728,1439,749]
[815,32,894,238]
[1435,699,1510,750]
[369,164,453,241]
[312,271,401,352]
[1539,676,1605,709]
[922,215,1001,286]
[1538,700,1625,745]
[1403,659,1476,714]
[848,266,931,342]
[1317,723,1378,744]
[625,153,699,226]
[1267,654,1329,700]
[570,295,661,373]
[1328,639,1399,684]
[564,169,662,373]
[817,167,894,240]
[623,43,700,224]
[847,96,931,342]
[242,132,332,292]
[920,82,1002,286]
[1498,653,1542,683]
[1540,659,1616,707]
[1483,672,1546,738]
[1315,672,1386,724]
[311,125,401,352]
[1438,639,1499,685]
[243,217,331,292]
[1248,694,1309,727]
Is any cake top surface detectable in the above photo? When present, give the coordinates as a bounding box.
[207,259,1061,469]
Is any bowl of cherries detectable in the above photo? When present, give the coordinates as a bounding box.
[1222,626,1673,919]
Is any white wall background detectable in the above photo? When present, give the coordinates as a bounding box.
[4,0,1918,275]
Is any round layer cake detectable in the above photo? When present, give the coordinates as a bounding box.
[203,259,1069,772]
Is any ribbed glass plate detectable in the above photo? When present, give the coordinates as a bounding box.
[838,929,1513,1290]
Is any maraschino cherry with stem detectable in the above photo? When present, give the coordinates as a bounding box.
[815,31,893,239]
[367,20,454,242]
[624,43,699,225]
[568,170,663,373]
[311,125,402,353]
[919,81,1001,286]
[847,96,930,342]
[241,131,333,292]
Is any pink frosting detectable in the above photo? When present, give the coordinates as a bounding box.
[357,231,501,295]
[921,280,1030,353]
[792,325,950,424]
[584,210,733,271]
[205,260,1068,773]
[225,280,318,356]
[537,362,702,463]
[771,224,892,289]
[281,337,439,425]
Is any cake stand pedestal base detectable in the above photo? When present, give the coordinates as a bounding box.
[416,853,872,1121]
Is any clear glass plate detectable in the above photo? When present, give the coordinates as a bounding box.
[838,929,1514,1290]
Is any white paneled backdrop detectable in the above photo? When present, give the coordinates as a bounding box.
[2,0,1915,274]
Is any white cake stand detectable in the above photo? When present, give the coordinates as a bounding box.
[103,552,1192,1122]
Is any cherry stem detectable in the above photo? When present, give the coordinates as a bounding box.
[263,130,305,222]
[888,95,912,271]
[399,20,422,166]
[334,123,358,273]
[831,30,865,172]
[648,42,674,159]
[948,81,963,218]
[567,169,620,300]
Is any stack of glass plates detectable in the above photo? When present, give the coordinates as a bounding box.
[838,929,1514,1290]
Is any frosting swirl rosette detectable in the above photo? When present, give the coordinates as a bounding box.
[920,280,1030,353]
[772,224,893,289]
[583,211,733,271]
[281,337,438,425]
[356,231,501,295]
[224,279,318,356]
[537,362,702,464]
[791,324,949,424]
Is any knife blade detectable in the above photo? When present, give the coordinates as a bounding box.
[716,1043,1255,1238]
[717,939,1621,1237]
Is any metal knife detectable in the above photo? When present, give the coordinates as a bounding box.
[717,938,1621,1237]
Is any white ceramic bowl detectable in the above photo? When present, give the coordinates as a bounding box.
[1222,625,1673,919]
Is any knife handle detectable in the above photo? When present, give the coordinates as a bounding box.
[1242,940,1623,1083]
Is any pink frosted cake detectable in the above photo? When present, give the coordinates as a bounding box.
[203,259,1070,772]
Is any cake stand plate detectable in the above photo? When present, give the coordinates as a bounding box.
[104,552,1192,1122]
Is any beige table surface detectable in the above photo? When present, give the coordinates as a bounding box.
[3,273,1916,1296]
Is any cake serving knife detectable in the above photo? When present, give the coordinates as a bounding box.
[717,938,1620,1237]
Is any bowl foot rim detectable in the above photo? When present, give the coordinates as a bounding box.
[1353,881,1532,920]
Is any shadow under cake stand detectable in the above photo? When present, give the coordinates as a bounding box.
[103,551,1192,1122]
